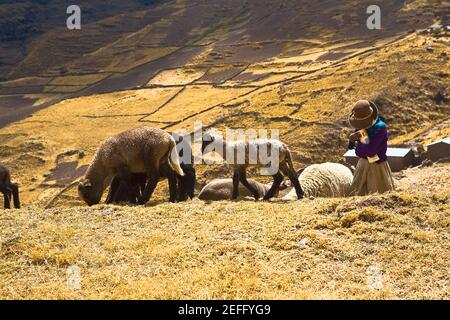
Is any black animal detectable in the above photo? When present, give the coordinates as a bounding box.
[107,173,147,204]
[172,131,196,200]
[177,162,196,201]
[106,163,196,204]
[0,164,20,209]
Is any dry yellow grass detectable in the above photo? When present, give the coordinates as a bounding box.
[103,47,179,73]
[48,74,111,86]
[67,46,179,74]
[1,187,448,299]
[0,77,50,88]
[147,68,207,86]
[143,85,252,123]
[24,94,63,107]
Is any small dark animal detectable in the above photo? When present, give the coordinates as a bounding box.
[171,131,196,200]
[107,163,196,204]
[107,173,147,204]
[177,163,196,200]
[0,164,20,209]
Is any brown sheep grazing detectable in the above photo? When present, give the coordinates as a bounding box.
[0,164,20,209]
[78,127,184,206]
[105,132,197,204]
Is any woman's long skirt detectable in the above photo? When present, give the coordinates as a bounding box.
[348,158,395,196]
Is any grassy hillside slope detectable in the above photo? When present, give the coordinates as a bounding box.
[1,171,449,299]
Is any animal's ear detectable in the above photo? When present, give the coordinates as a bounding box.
[80,179,92,188]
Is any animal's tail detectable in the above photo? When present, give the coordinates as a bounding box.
[168,138,185,176]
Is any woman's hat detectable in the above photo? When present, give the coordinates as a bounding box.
[349,100,378,129]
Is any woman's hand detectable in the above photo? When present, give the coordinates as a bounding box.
[349,131,361,142]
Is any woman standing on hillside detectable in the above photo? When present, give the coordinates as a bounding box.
[347,100,395,195]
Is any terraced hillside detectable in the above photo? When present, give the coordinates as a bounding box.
[0,0,447,126]
[0,0,449,299]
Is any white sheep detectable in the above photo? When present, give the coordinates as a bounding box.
[282,162,353,200]
[201,132,304,200]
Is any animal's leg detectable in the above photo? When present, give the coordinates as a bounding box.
[127,174,147,204]
[9,183,20,209]
[138,172,159,205]
[130,183,141,204]
[231,169,240,200]
[112,165,140,204]
[105,176,121,204]
[159,162,178,203]
[280,163,304,199]
[120,173,148,204]
[263,171,284,200]
[176,176,188,202]
[138,161,160,205]
[187,185,195,200]
[138,175,146,196]
[167,170,178,203]
[0,186,11,209]
[238,168,260,200]
[4,195,10,209]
